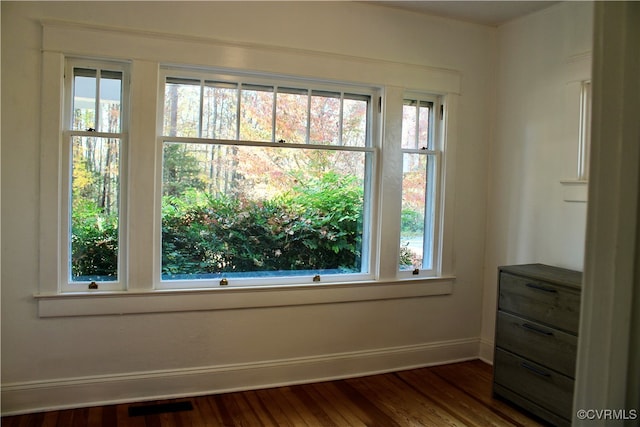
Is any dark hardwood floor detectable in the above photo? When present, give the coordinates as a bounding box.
[1,360,547,426]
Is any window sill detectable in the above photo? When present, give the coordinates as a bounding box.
[560,180,588,202]
[34,277,455,318]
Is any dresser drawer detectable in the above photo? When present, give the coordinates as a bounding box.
[496,311,577,377]
[499,272,581,333]
[494,349,574,421]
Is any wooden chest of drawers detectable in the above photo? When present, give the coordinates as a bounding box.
[493,264,582,426]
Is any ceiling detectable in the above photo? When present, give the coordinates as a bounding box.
[369,1,560,26]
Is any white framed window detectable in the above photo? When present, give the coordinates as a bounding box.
[578,80,592,181]
[60,59,130,291]
[156,68,378,288]
[37,22,460,315]
[50,60,455,295]
[398,94,443,276]
[561,79,591,203]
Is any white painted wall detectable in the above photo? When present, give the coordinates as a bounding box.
[480,2,594,359]
[1,1,495,413]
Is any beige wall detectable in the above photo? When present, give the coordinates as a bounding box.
[480,1,594,359]
[2,1,495,413]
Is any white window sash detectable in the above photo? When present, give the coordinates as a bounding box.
[397,93,444,277]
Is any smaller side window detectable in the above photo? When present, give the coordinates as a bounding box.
[62,60,129,291]
[399,95,442,275]
[578,81,592,181]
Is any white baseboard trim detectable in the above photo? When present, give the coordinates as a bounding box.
[478,337,494,365]
[1,337,480,415]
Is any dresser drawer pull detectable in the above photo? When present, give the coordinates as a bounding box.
[521,323,554,336]
[521,362,551,377]
[525,282,558,293]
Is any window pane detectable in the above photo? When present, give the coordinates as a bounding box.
[578,81,591,180]
[99,71,123,133]
[342,96,368,147]
[240,84,274,142]
[401,100,417,149]
[73,68,97,131]
[418,101,433,150]
[164,78,201,137]
[161,142,367,280]
[276,88,308,144]
[70,136,120,282]
[203,81,238,140]
[399,153,435,271]
[310,91,340,145]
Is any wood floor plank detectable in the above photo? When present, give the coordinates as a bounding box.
[281,385,335,426]
[333,379,406,426]
[288,385,337,427]
[210,394,237,427]
[429,362,547,426]
[142,413,162,427]
[397,368,516,427]
[116,404,145,427]
[187,397,217,427]
[306,382,367,427]
[1,360,547,427]
[303,382,359,427]
[239,390,280,427]
[100,405,117,427]
[268,386,318,426]
[312,381,373,426]
[430,361,496,403]
[174,400,199,427]
[235,392,269,426]
[253,388,298,427]
[54,409,75,427]
[347,373,466,427]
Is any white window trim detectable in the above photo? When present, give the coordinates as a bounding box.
[37,21,460,316]
[35,277,456,318]
[561,52,591,203]
[560,81,591,203]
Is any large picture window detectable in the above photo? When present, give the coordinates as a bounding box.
[159,70,374,286]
